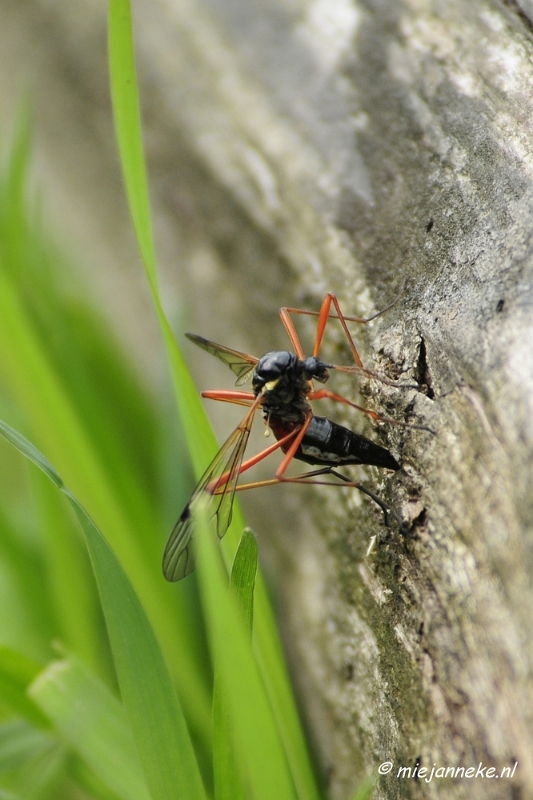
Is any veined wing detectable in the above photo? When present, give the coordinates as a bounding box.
[163,401,259,581]
[186,333,259,386]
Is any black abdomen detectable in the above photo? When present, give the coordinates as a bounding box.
[296,416,400,470]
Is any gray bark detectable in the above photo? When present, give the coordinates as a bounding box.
[2,0,533,798]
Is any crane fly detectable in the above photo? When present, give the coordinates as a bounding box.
[164,293,426,581]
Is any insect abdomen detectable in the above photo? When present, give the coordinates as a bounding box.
[297,416,400,470]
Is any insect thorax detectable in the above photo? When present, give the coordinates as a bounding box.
[253,350,330,425]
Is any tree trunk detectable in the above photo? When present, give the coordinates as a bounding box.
[2,0,533,798]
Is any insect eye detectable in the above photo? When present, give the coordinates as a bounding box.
[255,351,294,381]
[302,356,330,382]
[255,366,280,384]
[258,373,276,384]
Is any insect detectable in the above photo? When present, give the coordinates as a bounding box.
[163,293,422,581]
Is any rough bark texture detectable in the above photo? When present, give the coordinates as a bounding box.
[2,0,533,798]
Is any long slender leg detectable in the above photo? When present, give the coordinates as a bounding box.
[205,407,401,526]
[333,364,420,390]
[309,388,434,433]
[281,466,400,527]
[211,416,313,494]
[202,389,256,406]
[320,294,366,364]
[273,429,400,525]
[281,294,420,390]
[223,466,336,492]
[273,415,314,477]
[226,466,401,527]
[209,427,300,493]
[327,469,401,526]
[279,294,414,390]
[281,295,400,325]
[279,307,306,357]
[280,292,368,367]
[279,292,378,360]
[281,293,364,365]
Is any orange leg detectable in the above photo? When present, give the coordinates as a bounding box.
[208,411,401,526]
[281,297,399,326]
[208,427,300,494]
[223,463,401,528]
[279,294,361,362]
[333,363,419,390]
[210,416,313,494]
[202,389,256,407]
[279,292,399,361]
[279,470,401,527]
[279,294,419,391]
[310,293,363,364]
[309,388,433,432]
[273,415,313,476]
[279,306,306,358]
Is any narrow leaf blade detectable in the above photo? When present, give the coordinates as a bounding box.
[67,494,207,800]
[0,419,62,488]
[213,531,258,800]
[29,656,150,800]
[0,646,48,729]
[229,528,258,635]
[0,418,206,800]
[197,512,297,800]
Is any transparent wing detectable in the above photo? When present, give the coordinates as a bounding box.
[186,333,259,386]
[163,404,258,581]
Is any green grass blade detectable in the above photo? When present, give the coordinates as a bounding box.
[0,265,210,740]
[0,502,55,664]
[229,528,258,634]
[0,720,66,800]
[0,110,212,739]
[252,577,322,800]
[30,470,105,681]
[70,494,207,800]
[29,655,150,800]
[0,419,62,488]
[212,530,258,800]
[212,684,244,800]
[0,721,51,771]
[108,0,158,292]
[72,755,133,800]
[0,646,48,729]
[108,5,322,798]
[108,0,217,473]
[0,418,206,800]
[197,512,297,800]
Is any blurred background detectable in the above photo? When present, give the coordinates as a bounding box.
[0,2,344,795]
